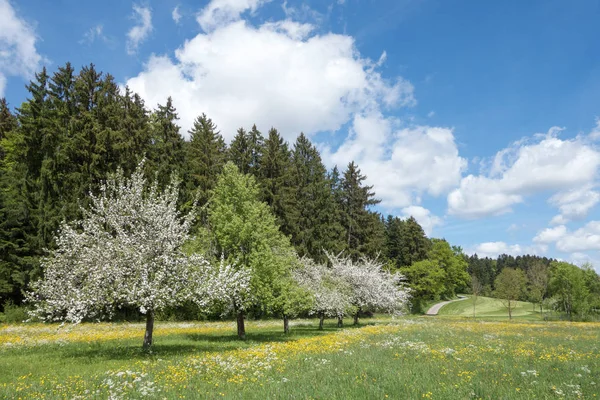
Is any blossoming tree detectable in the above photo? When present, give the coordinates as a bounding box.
[293,257,353,330]
[328,252,411,325]
[27,162,249,350]
[296,253,411,328]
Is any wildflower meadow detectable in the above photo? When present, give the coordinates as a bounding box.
[1,317,599,399]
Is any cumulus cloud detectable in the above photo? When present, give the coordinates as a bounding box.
[197,0,270,32]
[323,116,466,208]
[0,0,42,96]
[532,220,600,254]
[470,242,524,258]
[590,118,600,141]
[125,20,414,142]
[448,127,600,218]
[468,241,547,258]
[126,5,152,55]
[172,6,182,24]
[533,225,567,244]
[125,1,469,210]
[400,206,442,236]
[548,185,600,225]
[554,221,600,253]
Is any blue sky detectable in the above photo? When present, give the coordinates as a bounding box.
[2,0,600,268]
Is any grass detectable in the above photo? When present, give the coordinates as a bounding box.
[437,295,545,321]
[1,317,600,399]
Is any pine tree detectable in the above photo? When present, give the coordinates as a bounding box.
[229,128,252,174]
[0,98,21,305]
[187,113,228,209]
[229,125,263,177]
[339,161,381,260]
[290,133,341,261]
[148,97,185,188]
[258,128,296,236]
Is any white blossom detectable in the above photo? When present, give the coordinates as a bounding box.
[325,252,411,316]
[27,161,249,324]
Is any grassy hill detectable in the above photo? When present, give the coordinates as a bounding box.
[437,296,542,320]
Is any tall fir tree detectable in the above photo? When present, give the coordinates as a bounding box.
[186,113,228,209]
[229,125,263,177]
[290,133,340,262]
[229,128,252,174]
[148,97,185,188]
[258,128,296,236]
[339,161,381,260]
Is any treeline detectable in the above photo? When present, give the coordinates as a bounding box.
[469,254,600,320]
[467,254,555,296]
[1,63,599,319]
[0,62,434,312]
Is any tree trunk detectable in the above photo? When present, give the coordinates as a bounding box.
[508,301,512,320]
[353,309,360,325]
[143,310,154,351]
[318,313,325,330]
[237,311,246,340]
[473,296,476,319]
[337,316,343,328]
[283,314,290,334]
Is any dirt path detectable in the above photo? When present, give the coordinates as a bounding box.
[425,295,467,315]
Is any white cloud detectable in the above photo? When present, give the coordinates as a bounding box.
[125,0,463,211]
[400,206,442,236]
[125,20,413,142]
[590,118,600,141]
[570,252,600,272]
[262,20,315,40]
[126,5,153,55]
[172,6,182,24]
[448,127,600,218]
[470,242,524,258]
[197,0,270,32]
[0,0,42,95]
[548,185,600,224]
[0,73,5,97]
[80,24,107,45]
[533,225,567,244]
[554,221,600,253]
[323,117,466,208]
[427,111,435,118]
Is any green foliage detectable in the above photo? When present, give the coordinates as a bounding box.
[339,161,381,260]
[494,268,527,319]
[208,162,296,313]
[400,259,446,311]
[549,261,590,319]
[258,128,296,238]
[186,113,227,216]
[428,239,470,298]
[289,133,343,262]
[0,301,29,323]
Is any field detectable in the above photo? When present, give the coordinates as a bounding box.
[437,296,544,320]
[1,317,599,399]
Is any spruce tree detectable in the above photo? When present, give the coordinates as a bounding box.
[187,113,228,208]
[290,133,340,261]
[229,128,252,174]
[258,128,296,236]
[339,161,381,259]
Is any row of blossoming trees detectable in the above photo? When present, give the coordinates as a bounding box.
[27,161,410,349]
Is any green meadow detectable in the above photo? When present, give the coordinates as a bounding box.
[1,316,599,399]
[437,296,545,321]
